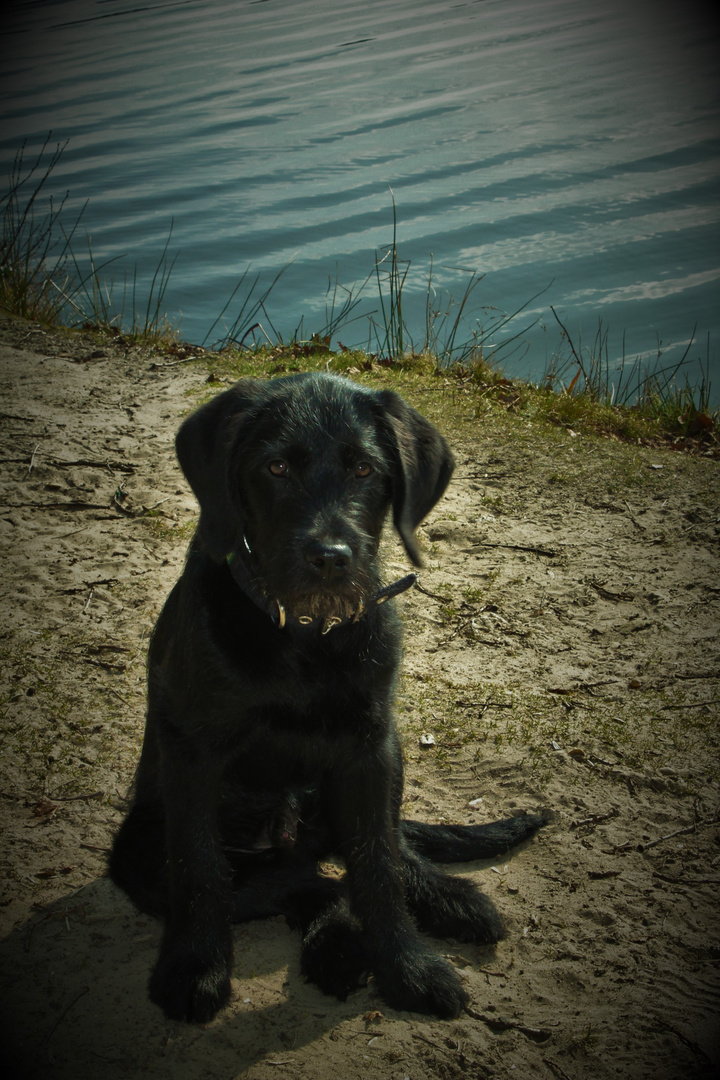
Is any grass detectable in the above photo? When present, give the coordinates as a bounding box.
[0,138,180,345]
[1,137,717,450]
[399,667,720,791]
[69,222,181,344]
[546,306,716,439]
[0,135,79,324]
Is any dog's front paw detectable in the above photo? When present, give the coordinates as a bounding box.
[301,912,369,1000]
[376,946,469,1018]
[149,938,232,1023]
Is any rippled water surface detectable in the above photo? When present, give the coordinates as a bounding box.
[2,0,719,389]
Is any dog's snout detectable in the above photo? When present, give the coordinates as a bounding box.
[304,540,352,582]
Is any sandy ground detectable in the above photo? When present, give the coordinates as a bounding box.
[0,315,718,1080]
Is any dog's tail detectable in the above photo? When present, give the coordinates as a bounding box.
[401,812,547,863]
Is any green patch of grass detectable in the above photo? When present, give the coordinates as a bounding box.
[0,624,146,796]
[139,516,197,544]
[541,307,717,443]
[405,671,719,792]
[480,493,505,513]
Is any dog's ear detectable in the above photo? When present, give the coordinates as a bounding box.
[375,390,455,566]
[175,381,261,564]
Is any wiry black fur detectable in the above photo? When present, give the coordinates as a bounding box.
[109,373,545,1023]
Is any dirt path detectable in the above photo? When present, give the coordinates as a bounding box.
[1,316,718,1080]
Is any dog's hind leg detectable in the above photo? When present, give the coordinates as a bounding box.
[298,895,370,1001]
[233,850,371,1002]
[326,778,471,1016]
[397,814,547,943]
[230,842,372,1002]
[229,857,341,923]
[401,845,505,944]
[401,812,547,863]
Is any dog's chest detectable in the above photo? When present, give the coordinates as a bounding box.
[225,704,376,789]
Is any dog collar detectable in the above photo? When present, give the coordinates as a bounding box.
[225,545,417,634]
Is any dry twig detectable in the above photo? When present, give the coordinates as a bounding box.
[623,499,645,531]
[571,808,619,830]
[638,816,719,852]
[40,986,89,1048]
[464,1006,552,1042]
[589,580,635,601]
[544,1058,573,1080]
[26,442,40,475]
[464,541,558,557]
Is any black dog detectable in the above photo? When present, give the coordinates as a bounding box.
[109,372,544,1023]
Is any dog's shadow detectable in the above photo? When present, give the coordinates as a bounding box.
[0,869,493,1079]
[0,875,391,1080]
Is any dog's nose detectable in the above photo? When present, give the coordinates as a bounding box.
[304,540,352,582]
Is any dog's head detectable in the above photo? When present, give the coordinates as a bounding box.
[176,373,454,620]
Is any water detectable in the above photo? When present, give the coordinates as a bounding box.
[1,0,719,397]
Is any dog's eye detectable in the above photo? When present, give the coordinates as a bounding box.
[268,459,288,477]
[354,462,372,478]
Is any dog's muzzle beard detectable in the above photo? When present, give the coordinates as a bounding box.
[260,537,375,630]
[274,589,365,623]
[226,533,416,633]
[226,531,372,632]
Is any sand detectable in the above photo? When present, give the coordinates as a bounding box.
[0,315,718,1079]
